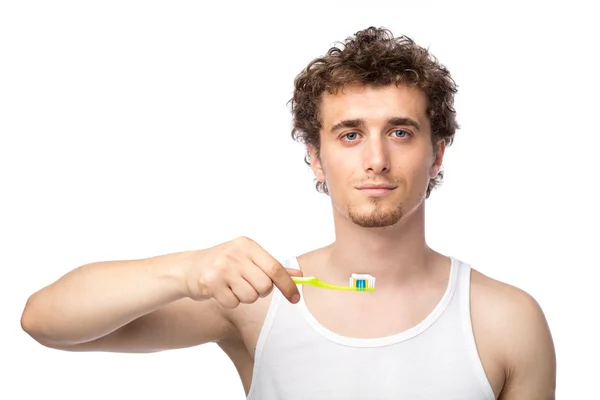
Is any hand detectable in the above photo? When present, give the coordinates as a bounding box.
[183,236,303,308]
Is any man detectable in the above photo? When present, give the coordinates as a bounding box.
[21,27,556,399]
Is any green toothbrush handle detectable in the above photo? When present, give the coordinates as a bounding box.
[291,276,373,291]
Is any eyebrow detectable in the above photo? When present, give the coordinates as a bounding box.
[330,117,421,133]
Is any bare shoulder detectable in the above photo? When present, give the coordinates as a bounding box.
[470,268,550,328]
[470,268,556,399]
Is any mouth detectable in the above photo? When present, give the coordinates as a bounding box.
[356,184,397,197]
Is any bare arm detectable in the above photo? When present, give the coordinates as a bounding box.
[20,237,301,353]
[20,249,235,352]
[498,288,556,399]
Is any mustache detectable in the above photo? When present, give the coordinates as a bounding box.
[354,177,404,186]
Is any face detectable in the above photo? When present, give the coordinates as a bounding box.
[309,83,445,228]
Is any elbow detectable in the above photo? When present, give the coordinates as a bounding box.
[21,294,93,351]
[21,294,57,348]
[21,295,43,341]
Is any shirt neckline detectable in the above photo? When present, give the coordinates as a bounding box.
[292,255,460,348]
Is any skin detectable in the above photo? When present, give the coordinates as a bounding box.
[21,83,556,399]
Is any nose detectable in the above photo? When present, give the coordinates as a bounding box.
[362,135,390,174]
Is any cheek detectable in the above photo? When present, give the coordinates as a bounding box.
[398,153,432,189]
[322,156,354,191]
[410,160,435,193]
[322,152,348,178]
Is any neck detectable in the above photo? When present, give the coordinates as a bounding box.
[322,202,434,287]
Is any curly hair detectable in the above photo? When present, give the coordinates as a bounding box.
[289,26,459,198]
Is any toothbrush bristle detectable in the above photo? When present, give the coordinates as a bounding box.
[350,273,376,291]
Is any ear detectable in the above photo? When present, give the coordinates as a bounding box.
[308,144,326,183]
[430,139,446,178]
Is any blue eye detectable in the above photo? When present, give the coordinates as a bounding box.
[343,132,359,141]
[393,130,409,138]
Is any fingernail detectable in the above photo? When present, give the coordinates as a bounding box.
[291,293,300,303]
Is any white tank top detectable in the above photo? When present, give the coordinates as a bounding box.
[246,256,496,400]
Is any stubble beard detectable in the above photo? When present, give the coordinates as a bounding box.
[347,198,404,228]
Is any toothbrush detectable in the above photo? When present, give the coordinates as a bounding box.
[292,274,376,292]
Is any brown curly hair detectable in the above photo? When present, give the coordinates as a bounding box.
[289,26,459,198]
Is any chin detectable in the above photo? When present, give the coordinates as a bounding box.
[346,202,404,228]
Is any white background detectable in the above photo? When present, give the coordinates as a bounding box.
[1,1,598,398]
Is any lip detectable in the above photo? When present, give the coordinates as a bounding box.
[356,184,397,197]
[356,184,397,190]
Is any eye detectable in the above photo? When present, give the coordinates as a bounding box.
[392,129,410,138]
[342,132,360,141]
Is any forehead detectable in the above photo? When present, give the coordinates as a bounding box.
[320,84,429,129]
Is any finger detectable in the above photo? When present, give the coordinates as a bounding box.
[213,288,241,309]
[248,245,300,304]
[242,270,274,298]
[285,268,303,277]
[229,277,260,304]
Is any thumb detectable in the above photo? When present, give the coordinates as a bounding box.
[285,268,303,277]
